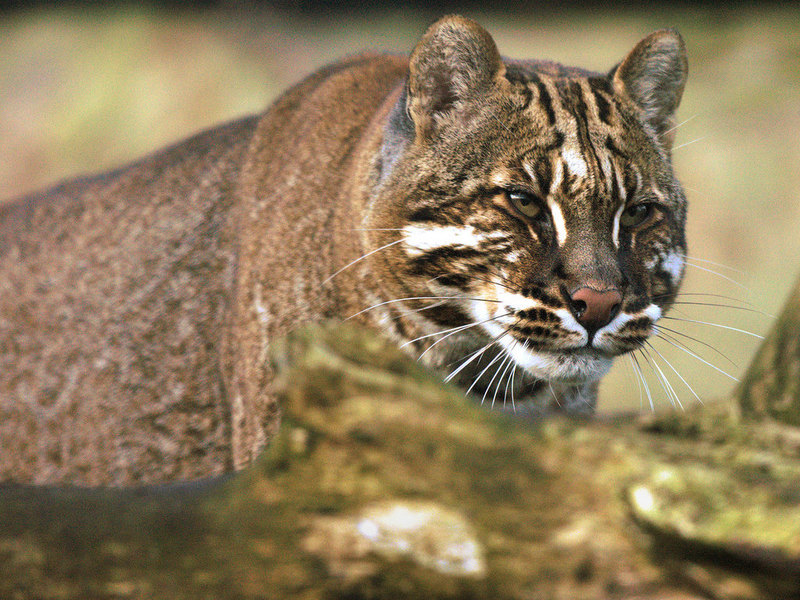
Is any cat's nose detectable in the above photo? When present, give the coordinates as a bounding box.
[569,285,623,333]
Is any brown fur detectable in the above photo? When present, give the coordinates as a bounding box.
[0,17,688,485]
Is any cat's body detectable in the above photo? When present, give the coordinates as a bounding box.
[0,17,688,485]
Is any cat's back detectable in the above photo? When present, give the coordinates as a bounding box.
[0,114,259,485]
[0,50,409,486]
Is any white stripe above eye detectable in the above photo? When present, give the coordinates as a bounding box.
[611,164,631,249]
[547,197,568,246]
[611,201,625,249]
[546,160,569,246]
[402,224,498,256]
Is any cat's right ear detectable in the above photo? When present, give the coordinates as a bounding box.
[406,15,505,139]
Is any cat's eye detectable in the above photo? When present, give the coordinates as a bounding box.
[620,203,654,228]
[506,190,542,219]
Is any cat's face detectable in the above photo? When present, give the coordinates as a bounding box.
[369,17,687,388]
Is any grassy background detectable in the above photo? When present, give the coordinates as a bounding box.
[1,5,798,412]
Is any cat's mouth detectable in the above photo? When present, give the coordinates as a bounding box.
[469,293,661,383]
[496,337,614,383]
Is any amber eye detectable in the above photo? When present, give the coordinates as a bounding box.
[506,190,542,219]
[620,203,654,228]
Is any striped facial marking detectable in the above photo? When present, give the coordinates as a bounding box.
[561,147,589,179]
[661,251,685,286]
[402,224,494,257]
[546,196,568,246]
[471,293,610,383]
[593,303,662,356]
[370,47,688,395]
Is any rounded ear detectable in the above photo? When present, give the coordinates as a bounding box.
[611,29,688,149]
[407,15,504,138]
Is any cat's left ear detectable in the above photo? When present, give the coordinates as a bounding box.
[611,29,688,149]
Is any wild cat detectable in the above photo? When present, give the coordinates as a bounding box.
[0,16,693,485]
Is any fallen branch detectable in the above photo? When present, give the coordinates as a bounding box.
[1,317,799,599]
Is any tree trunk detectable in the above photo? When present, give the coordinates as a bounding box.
[2,298,800,598]
[736,273,800,425]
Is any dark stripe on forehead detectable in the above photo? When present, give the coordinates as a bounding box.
[407,194,471,223]
[533,80,556,126]
[587,76,613,95]
[560,163,576,197]
[516,83,533,111]
[548,130,565,152]
[409,245,483,266]
[605,136,629,160]
[530,156,553,194]
[521,130,565,158]
[408,205,439,222]
[593,90,613,126]
[570,81,607,195]
[435,273,470,287]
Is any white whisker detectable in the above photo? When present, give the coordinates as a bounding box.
[673,291,751,302]
[660,316,764,340]
[494,349,517,408]
[443,333,505,383]
[346,295,501,320]
[401,312,512,351]
[418,314,511,362]
[322,238,403,285]
[660,113,698,137]
[681,253,745,275]
[670,300,771,318]
[508,356,518,413]
[630,352,654,410]
[627,355,645,410]
[646,341,702,405]
[444,346,488,384]
[641,347,683,409]
[547,382,560,408]
[466,349,507,397]
[655,335,739,382]
[682,261,748,291]
[663,291,772,317]
[484,351,513,407]
[488,111,512,134]
[656,325,738,368]
[672,136,706,151]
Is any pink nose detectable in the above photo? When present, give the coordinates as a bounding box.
[569,285,622,332]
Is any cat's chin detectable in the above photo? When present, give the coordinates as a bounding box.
[541,350,613,383]
[501,341,613,383]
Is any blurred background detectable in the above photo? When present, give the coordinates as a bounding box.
[1,1,798,413]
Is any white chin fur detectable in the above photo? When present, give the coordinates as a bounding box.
[497,336,613,383]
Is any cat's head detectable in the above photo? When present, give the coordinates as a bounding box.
[370,15,688,384]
